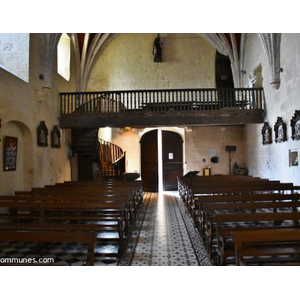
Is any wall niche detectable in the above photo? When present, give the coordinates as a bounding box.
[262,122,272,145]
[291,110,300,141]
[37,121,48,147]
[274,117,287,143]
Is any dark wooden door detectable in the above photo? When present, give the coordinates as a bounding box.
[162,131,183,191]
[215,51,234,89]
[140,130,158,192]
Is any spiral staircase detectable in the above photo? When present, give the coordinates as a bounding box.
[71,129,125,181]
[98,138,125,180]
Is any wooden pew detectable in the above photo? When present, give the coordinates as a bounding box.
[45,180,143,191]
[192,182,296,196]
[0,192,141,256]
[11,193,140,226]
[213,211,300,265]
[178,175,299,196]
[0,230,96,266]
[14,179,143,217]
[199,193,300,242]
[184,186,299,232]
[178,175,300,265]
[27,187,137,197]
[232,228,300,266]
[15,182,143,214]
[180,175,269,188]
[202,195,300,256]
[0,180,144,262]
[57,180,143,188]
[0,198,127,256]
[178,176,300,226]
[179,176,285,198]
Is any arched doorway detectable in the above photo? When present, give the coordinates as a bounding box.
[140,129,183,192]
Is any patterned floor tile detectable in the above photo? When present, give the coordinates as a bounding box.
[126,192,211,266]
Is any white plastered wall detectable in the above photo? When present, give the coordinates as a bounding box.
[242,33,300,184]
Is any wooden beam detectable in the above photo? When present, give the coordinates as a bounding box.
[59,109,264,129]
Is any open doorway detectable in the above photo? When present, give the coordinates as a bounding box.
[140,129,183,192]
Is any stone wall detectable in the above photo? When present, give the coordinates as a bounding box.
[242,33,300,184]
[0,34,76,194]
[87,33,216,91]
[184,125,247,176]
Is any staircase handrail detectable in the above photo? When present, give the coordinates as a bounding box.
[98,138,125,179]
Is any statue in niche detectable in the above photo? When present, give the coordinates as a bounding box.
[37,120,48,147]
[295,120,300,138]
[274,116,287,143]
[291,110,300,140]
[153,34,163,62]
[278,125,283,140]
[261,122,272,145]
[51,125,61,148]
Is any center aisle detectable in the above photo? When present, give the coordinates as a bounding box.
[119,191,211,266]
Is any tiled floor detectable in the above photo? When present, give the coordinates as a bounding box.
[0,191,211,266]
[122,192,210,266]
[132,192,199,266]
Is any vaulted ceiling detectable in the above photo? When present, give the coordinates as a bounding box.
[39,33,282,91]
[70,33,245,91]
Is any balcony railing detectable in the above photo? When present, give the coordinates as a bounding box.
[60,88,264,115]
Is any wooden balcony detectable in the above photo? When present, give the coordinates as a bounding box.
[59,88,265,128]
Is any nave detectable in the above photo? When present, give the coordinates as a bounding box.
[119,192,211,266]
[0,192,211,266]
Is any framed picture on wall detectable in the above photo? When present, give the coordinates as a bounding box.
[4,136,18,171]
[289,149,299,167]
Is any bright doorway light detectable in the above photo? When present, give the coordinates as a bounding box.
[158,129,163,192]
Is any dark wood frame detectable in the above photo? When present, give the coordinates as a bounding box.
[51,125,61,148]
[4,136,18,171]
[291,110,300,141]
[261,122,272,145]
[289,149,299,167]
[37,121,48,147]
[274,116,287,143]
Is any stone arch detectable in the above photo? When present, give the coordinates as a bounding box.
[1,120,34,193]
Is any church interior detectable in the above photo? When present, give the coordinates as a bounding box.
[1,33,299,193]
[0,29,300,296]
